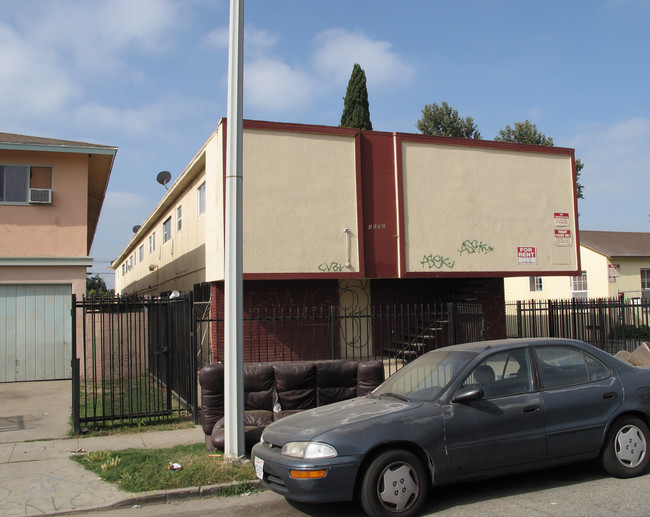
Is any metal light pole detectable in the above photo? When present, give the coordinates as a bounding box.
[224,0,245,458]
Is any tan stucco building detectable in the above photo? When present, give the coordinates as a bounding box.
[113,119,579,357]
[505,230,650,301]
[0,132,116,381]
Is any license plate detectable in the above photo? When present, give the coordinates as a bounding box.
[254,456,264,480]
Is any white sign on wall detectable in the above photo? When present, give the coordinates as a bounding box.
[554,212,570,227]
[554,229,572,246]
[608,264,621,283]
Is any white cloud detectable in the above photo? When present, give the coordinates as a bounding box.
[74,101,173,135]
[0,24,79,117]
[0,0,192,134]
[245,58,316,113]
[24,0,183,72]
[242,27,413,115]
[203,26,229,51]
[246,26,280,58]
[312,29,414,88]
[205,24,281,55]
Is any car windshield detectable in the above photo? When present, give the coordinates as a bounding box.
[373,350,475,402]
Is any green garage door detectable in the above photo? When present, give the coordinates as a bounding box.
[0,284,72,382]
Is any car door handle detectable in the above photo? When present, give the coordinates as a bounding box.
[603,392,618,400]
[523,405,540,413]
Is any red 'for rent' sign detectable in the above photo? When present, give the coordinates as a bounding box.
[517,246,537,264]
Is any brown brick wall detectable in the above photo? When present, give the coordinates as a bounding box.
[208,277,505,363]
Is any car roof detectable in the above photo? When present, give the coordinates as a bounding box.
[441,337,594,354]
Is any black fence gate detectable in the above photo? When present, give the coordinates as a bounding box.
[506,298,650,354]
[71,293,198,433]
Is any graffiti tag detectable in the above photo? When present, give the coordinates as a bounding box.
[420,254,455,269]
[318,262,345,272]
[459,239,494,256]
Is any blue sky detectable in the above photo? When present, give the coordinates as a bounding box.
[3,0,649,287]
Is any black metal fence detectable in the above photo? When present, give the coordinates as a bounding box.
[71,293,198,433]
[199,302,484,377]
[506,298,650,354]
[71,297,484,430]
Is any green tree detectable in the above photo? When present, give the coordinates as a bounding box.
[86,274,113,298]
[416,102,482,139]
[340,64,373,130]
[495,119,584,199]
[494,119,554,146]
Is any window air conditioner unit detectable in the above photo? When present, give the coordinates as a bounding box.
[29,188,52,204]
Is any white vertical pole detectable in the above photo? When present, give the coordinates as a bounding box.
[224,0,245,458]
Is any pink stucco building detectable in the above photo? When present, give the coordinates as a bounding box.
[0,132,116,382]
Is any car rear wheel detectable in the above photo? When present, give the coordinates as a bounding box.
[359,449,427,517]
[601,416,649,478]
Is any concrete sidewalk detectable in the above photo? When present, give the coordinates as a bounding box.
[0,380,252,517]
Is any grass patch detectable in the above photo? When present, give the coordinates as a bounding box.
[74,376,194,436]
[71,442,257,493]
[70,417,196,438]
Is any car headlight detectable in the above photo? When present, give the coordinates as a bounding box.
[281,441,337,459]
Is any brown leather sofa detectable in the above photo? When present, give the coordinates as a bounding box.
[199,359,385,451]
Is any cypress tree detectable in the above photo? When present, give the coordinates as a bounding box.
[340,64,373,130]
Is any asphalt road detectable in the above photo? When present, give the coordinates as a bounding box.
[64,461,650,517]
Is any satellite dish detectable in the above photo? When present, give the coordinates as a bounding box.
[132,225,141,234]
[156,170,172,190]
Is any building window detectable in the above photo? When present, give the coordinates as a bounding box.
[0,165,28,202]
[149,233,156,253]
[163,216,172,243]
[571,271,588,300]
[0,165,52,203]
[139,245,144,262]
[571,271,588,292]
[529,276,543,292]
[176,205,182,231]
[642,269,650,290]
[197,182,206,215]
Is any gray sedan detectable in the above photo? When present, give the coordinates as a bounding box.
[251,338,650,517]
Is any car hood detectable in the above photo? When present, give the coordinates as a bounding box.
[261,396,420,446]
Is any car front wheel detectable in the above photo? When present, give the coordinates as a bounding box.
[359,449,427,517]
[601,416,649,478]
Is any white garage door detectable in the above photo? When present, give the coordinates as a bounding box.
[0,284,72,382]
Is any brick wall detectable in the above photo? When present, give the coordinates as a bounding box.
[210,279,339,362]
[369,278,506,340]
[208,277,505,363]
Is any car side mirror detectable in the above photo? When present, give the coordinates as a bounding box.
[452,385,484,403]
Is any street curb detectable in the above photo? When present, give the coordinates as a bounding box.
[109,479,266,508]
[41,480,266,516]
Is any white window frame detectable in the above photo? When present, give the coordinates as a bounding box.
[0,164,53,204]
[149,233,156,254]
[529,276,543,292]
[571,271,588,300]
[641,269,650,290]
[163,216,172,243]
[139,245,144,262]
[176,205,182,231]
[197,182,206,215]
[0,165,29,203]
